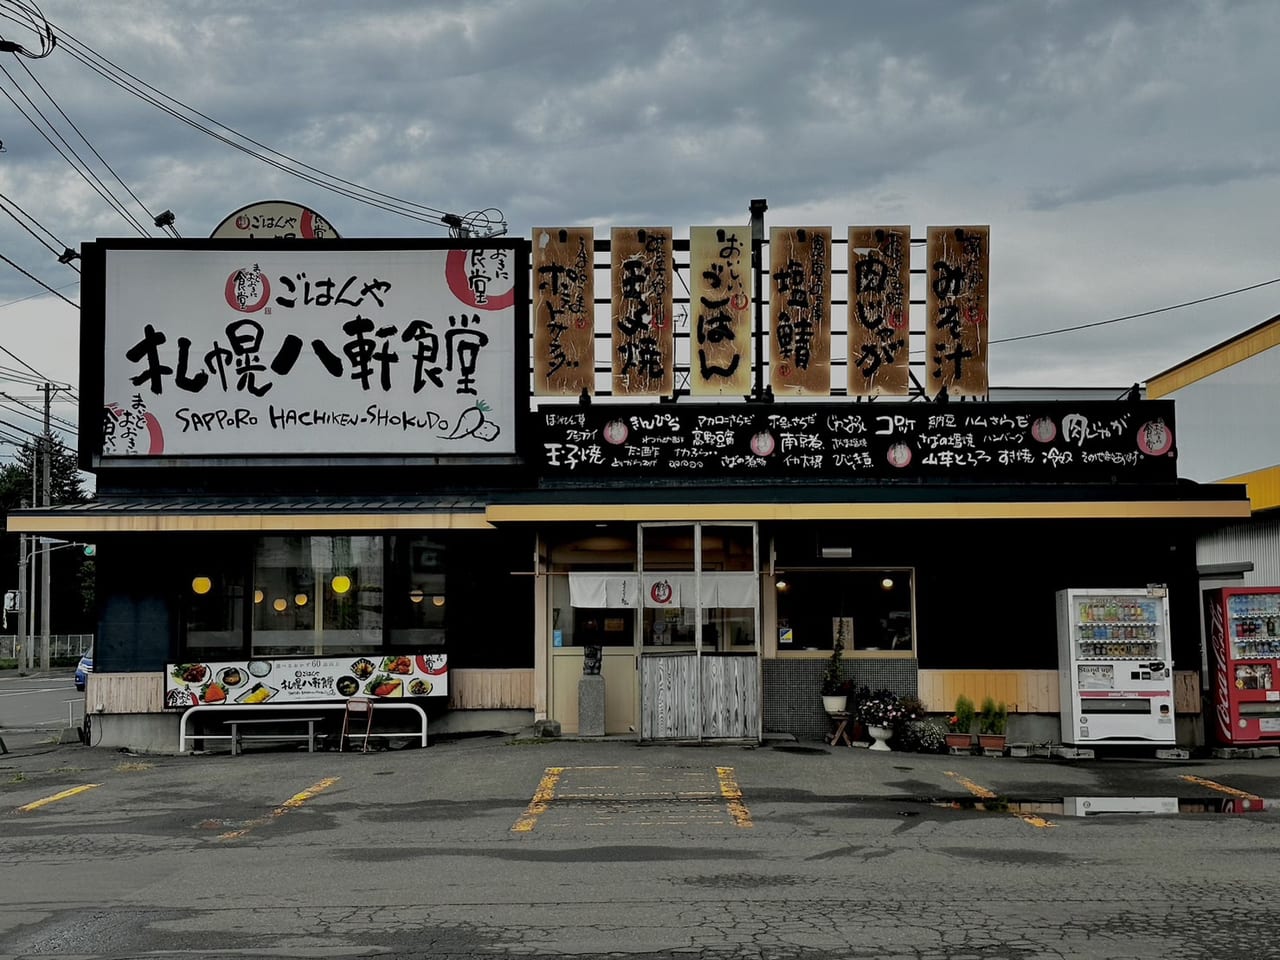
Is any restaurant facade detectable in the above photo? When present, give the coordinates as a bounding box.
[9,221,1249,751]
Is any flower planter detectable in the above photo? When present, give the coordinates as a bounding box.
[822,695,848,715]
[978,734,1007,756]
[944,733,973,754]
[867,724,894,751]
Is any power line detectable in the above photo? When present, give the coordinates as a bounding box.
[14,52,165,238]
[0,0,54,58]
[0,413,41,440]
[0,429,31,447]
[51,27,455,221]
[0,391,75,431]
[0,64,150,235]
[0,366,49,385]
[0,250,78,308]
[0,279,79,310]
[992,277,1280,344]
[26,20,502,232]
[0,188,76,265]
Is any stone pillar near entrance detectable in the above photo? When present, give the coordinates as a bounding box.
[578,645,605,737]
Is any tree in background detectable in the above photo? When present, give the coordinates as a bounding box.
[0,437,96,635]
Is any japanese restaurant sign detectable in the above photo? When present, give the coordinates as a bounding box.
[163,654,448,708]
[926,226,989,398]
[770,227,832,396]
[848,226,911,397]
[532,227,595,397]
[537,400,1177,482]
[210,200,339,240]
[689,226,752,396]
[86,241,526,460]
[611,227,673,397]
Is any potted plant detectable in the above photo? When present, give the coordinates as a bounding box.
[977,696,1008,755]
[856,688,906,751]
[820,620,852,714]
[946,695,976,753]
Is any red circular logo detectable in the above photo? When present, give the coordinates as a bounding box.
[224,267,270,312]
[650,580,674,605]
[1031,417,1057,443]
[445,249,516,311]
[886,442,912,468]
[1137,420,1174,457]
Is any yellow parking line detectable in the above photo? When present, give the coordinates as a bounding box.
[16,783,101,812]
[1180,774,1263,801]
[945,771,1055,828]
[715,766,753,828]
[219,777,340,840]
[511,766,564,833]
[1015,812,1057,829]
[945,771,996,799]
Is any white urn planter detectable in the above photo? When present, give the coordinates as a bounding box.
[867,724,894,751]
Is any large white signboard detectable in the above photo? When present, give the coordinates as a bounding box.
[99,245,520,457]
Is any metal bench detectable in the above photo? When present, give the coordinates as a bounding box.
[225,715,324,756]
[179,702,429,753]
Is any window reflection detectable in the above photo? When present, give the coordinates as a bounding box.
[251,536,383,657]
[183,564,244,660]
[388,535,447,647]
[775,570,914,653]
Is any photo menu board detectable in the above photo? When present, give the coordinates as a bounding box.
[536,401,1177,483]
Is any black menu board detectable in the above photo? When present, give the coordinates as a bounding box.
[534,401,1177,483]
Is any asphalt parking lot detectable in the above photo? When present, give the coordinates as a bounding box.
[7,689,1280,958]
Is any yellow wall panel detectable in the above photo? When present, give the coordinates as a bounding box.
[918,670,1061,714]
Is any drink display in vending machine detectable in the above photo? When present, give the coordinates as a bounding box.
[1055,587,1175,746]
[1204,586,1280,746]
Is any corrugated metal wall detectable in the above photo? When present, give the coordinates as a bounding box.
[1197,514,1280,586]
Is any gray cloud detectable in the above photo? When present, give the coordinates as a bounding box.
[0,0,1277,413]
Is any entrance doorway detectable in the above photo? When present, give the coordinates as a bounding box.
[638,523,760,741]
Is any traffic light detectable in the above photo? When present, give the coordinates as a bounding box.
[82,544,96,557]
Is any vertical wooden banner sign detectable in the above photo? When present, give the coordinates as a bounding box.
[925,226,990,398]
[769,227,831,396]
[611,227,674,397]
[848,226,911,397]
[532,227,595,396]
[689,226,752,396]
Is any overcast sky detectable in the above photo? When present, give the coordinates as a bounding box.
[2,0,1280,459]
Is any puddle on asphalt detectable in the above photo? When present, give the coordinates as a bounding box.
[932,796,1266,816]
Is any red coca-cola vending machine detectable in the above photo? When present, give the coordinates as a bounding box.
[1205,586,1280,745]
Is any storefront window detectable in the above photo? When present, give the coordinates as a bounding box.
[387,535,447,647]
[702,525,754,572]
[551,527,637,648]
[775,569,914,654]
[641,525,695,649]
[251,536,383,657]
[549,524,759,651]
[182,567,245,660]
[704,606,756,650]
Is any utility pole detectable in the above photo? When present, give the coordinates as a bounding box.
[16,522,27,672]
[39,381,51,671]
[28,435,37,672]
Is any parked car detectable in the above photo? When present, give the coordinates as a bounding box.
[74,654,93,691]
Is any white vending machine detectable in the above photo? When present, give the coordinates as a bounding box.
[1055,587,1175,746]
